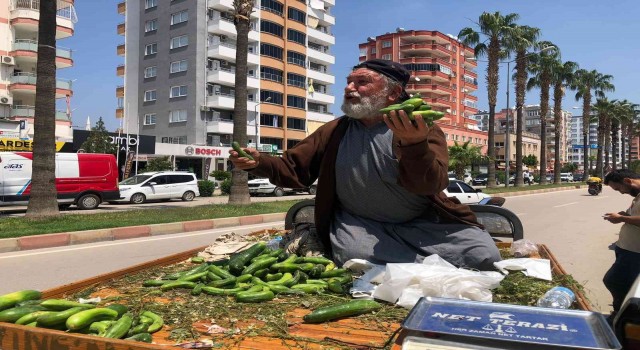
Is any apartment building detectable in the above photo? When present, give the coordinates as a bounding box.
[358,28,487,152]
[0,0,76,147]
[117,0,335,174]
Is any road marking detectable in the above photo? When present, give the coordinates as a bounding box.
[0,222,283,260]
[515,213,527,216]
[553,202,578,208]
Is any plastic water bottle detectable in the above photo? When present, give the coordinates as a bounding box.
[536,286,576,309]
[266,236,282,250]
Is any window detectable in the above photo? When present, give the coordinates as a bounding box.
[287,73,305,88]
[371,47,376,54]
[260,113,283,127]
[161,136,187,144]
[287,51,305,67]
[145,0,157,9]
[381,54,392,60]
[171,10,188,25]
[170,59,188,73]
[169,175,195,184]
[144,113,156,125]
[144,43,157,55]
[169,109,187,123]
[145,19,157,32]
[287,117,305,131]
[287,139,301,149]
[144,90,156,102]
[259,43,283,60]
[260,67,283,83]
[260,90,283,105]
[144,66,157,78]
[170,35,188,49]
[170,85,188,98]
[260,0,283,16]
[287,95,305,109]
[260,20,283,37]
[287,7,305,23]
[287,29,305,45]
[382,40,392,48]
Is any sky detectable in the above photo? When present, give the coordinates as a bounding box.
[61,0,640,131]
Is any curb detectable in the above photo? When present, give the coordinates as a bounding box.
[0,213,286,254]
[0,186,583,254]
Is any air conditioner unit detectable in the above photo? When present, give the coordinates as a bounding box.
[0,95,13,105]
[1,56,15,66]
[220,35,227,41]
[200,105,209,112]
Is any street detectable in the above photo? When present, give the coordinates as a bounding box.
[0,187,625,314]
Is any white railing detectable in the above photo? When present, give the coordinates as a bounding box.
[13,0,78,23]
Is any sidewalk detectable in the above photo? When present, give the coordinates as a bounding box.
[0,185,582,254]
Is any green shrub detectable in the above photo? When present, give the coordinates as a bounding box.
[220,179,232,195]
[211,170,231,181]
[198,180,215,197]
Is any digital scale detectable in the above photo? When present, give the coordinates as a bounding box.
[400,297,621,350]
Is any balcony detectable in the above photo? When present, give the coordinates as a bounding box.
[117,22,125,35]
[117,43,125,56]
[306,67,335,85]
[11,0,76,39]
[307,27,335,46]
[205,92,257,111]
[11,39,73,68]
[9,73,73,98]
[11,105,69,120]
[206,118,234,134]
[207,16,259,41]
[399,43,452,58]
[424,97,452,108]
[307,90,334,105]
[406,83,453,96]
[413,70,451,83]
[116,85,124,98]
[307,7,335,26]
[207,42,259,65]
[307,45,335,65]
[117,1,125,15]
[207,67,259,89]
[208,0,258,18]
[116,64,125,76]
[116,107,124,119]
[306,109,335,123]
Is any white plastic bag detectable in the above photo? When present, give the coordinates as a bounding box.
[510,239,539,258]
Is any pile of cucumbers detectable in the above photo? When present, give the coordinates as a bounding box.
[0,290,163,342]
[379,93,445,125]
[144,242,354,304]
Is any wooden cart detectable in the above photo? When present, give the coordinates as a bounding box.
[0,243,592,350]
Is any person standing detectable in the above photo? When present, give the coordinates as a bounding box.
[603,169,640,318]
[229,59,501,270]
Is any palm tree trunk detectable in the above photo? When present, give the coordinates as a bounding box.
[486,39,500,187]
[553,82,563,184]
[228,0,254,205]
[582,92,592,179]
[611,120,619,170]
[514,50,527,187]
[539,74,550,185]
[26,0,59,218]
[595,116,605,178]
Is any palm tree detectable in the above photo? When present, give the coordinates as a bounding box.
[448,141,486,180]
[504,25,540,187]
[526,41,559,185]
[619,102,640,169]
[592,98,615,177]
[228,0,255,205]
[459,12,518,188]
[550,60,578,184]
[26,0,59,218]
[571,69,615,181]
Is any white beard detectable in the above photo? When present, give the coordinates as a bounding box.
[340,87,390,120]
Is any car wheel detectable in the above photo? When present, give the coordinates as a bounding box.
[58,204,71,210]
[130,193,146,204]
[182,191,195,201]
[308,185,317,195]
[274,187,284,197]
[77,194,100,210]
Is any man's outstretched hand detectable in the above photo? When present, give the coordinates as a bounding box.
[383,109,429,146]
[229,147,261,170]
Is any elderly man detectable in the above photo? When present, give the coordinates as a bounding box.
[603,169,640,319]
[230,59,501,270]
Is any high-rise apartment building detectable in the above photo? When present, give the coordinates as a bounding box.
[117,0,335,172]
[0,0,76,143]
[358,28,487,152]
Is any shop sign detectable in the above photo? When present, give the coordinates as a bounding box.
[0,138,65,151]
[184,146,223,157]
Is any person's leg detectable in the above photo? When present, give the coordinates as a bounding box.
[603,247,640,313]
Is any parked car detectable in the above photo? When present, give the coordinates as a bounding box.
[248,178,317,197]
[114,171,199,204]
[449,173,473,185]
[560,173,574,182]
[0,152,120,210]
[508,172,534,185]
[472,173,500,186]
[444,180,492,204]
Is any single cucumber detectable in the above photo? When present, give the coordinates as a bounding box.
[253,269,269,279]
[201,286,245,296]
[66,308,119,331]
[105,304,129,318]
[208,276,237,288]
[103,313,133,339]
[36,306,86,327]
[299,256,333,265]
[303,300,382,323]
[235,290,275,303]
[0,305,46,323]
[378,103,403,114]
[320,268,350,278]
[128,322,150,336]
[282,270,302,288]
[236,274,253,283]
[290,284,325,294]
[206,271,222,282]
[191,256,205,264]
[0,290,41,311]
[266,284,304,295]
[160,280,197,291]
[89,320,115,335]
[305,279,329,287]
[232,141,254,161]
[265,273,283,282]
[143,279,171,287]
[265,272,293,285]
[228,242,267,275]
[177,271,208,282]
[327,278,345,294]
[125,332,153,343]
[191,283,204,296]
[242,256,278,275]
[15,311,54,325]
[40,299,96,311]
[208,265,235,280]
[140,311,164,333]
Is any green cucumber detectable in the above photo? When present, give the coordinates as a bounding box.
[15,311,54,325]
[66,308,119,331]
[208,276,237,288]
[201,286,245,296]
[242,257,278,275]
[303,300,382,323]
[235,290,275,303]
[140,311,163,333]
[191,283,204,296]
[125,332,153,343]
[105,304,129,318]
[290,284,325,294]
[232,141,254,160]
[160,280,196,291]
[191,256,205,264]
[143,279,171,287]
[320,268,350,278]
[103,313,133,339]
[40,299,96,311]
[0,290,41,311]
[208,265,235,280]
[36,306,86,327]
[0,305,46,323]
[228,242,266,275]
[89,320,115,335]
[299,256,333,265]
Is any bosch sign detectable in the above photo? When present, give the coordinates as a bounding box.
[184,147,222,157]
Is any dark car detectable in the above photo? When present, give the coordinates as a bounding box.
[472,174,500,186]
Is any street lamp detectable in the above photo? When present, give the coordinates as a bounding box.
[254,96,271,149]
[504,45,555,187]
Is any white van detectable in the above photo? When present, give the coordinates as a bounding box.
[113,171,199,204]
